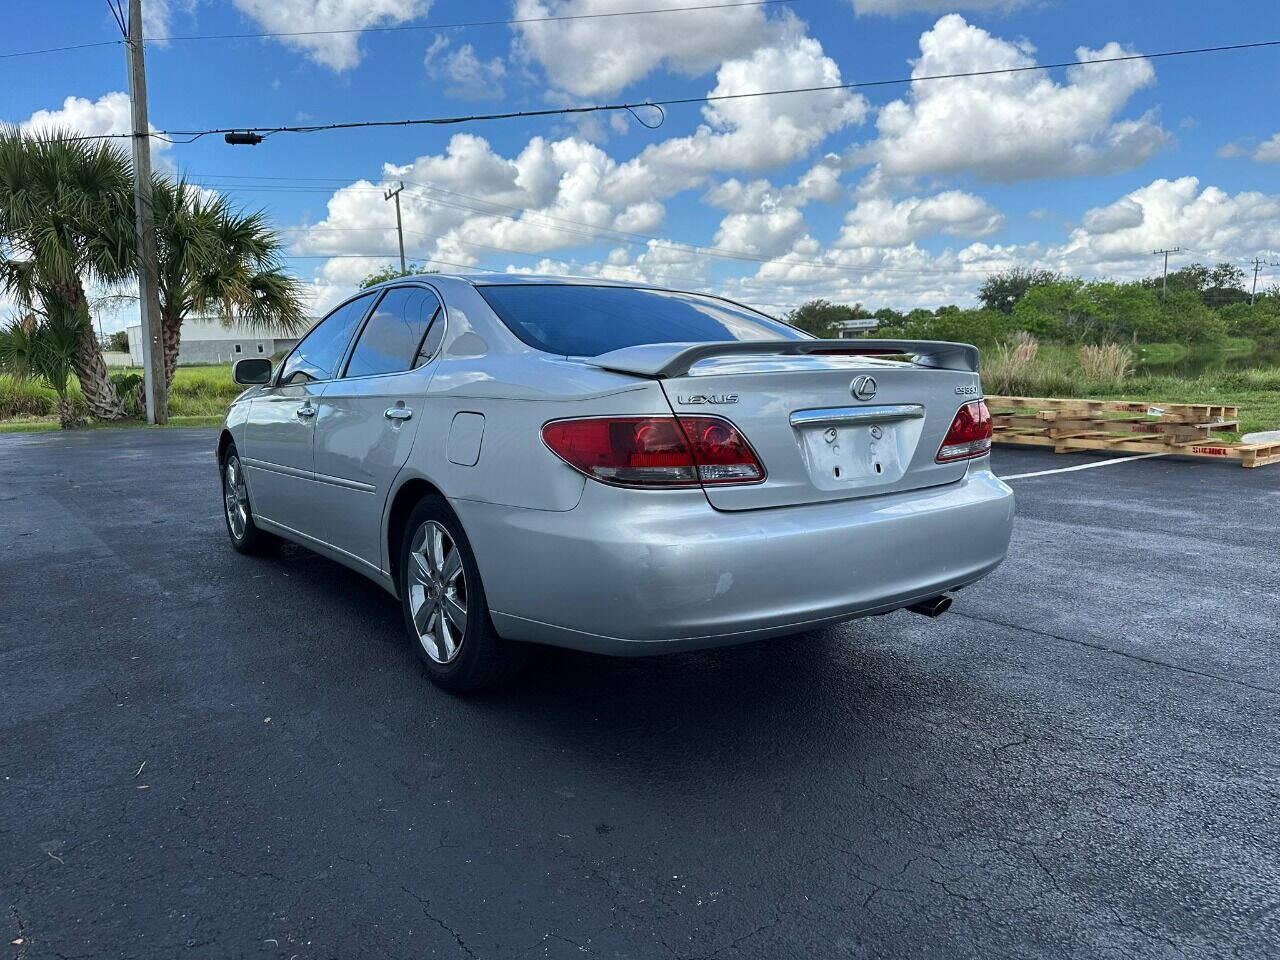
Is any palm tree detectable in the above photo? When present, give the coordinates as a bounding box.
[0,128,134,420]
[0,308,83,428]
[152,178,306,390]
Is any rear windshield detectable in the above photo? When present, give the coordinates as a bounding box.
[476,284,804,357]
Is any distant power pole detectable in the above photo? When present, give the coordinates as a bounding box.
[1152,247,1181,299]
[123,0,167,424]
[384,181,407,273]
[1249,257,1277,306]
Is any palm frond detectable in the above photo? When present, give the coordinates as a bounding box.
[150,176,306,335]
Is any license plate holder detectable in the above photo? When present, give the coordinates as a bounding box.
[798,422,907,488]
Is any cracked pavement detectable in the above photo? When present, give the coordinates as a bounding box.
[2,428,1278,959]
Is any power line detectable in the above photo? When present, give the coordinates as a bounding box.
[0,1,789,60]
[151,0,793,43]
[36,38,1280,145]
[0,39,121,60]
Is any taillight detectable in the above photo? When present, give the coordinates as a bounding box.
[678,416,765,484]
[936,400,993,462]
[541,416,764,488]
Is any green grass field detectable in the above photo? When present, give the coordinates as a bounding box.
[0,364,241,433]
[4,357,1279,438]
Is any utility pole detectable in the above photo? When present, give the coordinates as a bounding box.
[1152,247,1181,300]
[1249,257,1277,306]
[384,181,407,274]
[123,0,167,423]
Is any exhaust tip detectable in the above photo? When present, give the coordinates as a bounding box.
[906,594,952,618]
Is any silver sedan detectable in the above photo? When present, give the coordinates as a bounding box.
[218,276,1014,691]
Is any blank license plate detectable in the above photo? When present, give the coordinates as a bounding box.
[799,422,904,486]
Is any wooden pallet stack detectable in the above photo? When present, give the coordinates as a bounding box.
[987,395,1280,469]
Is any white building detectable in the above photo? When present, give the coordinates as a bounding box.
[127,317,307,367]
[833,318,879,338]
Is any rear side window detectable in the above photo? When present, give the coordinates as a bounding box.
[476,284,802,357]
[344,286,443,378]
[278,293,375,384]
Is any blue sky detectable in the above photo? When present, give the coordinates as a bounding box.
[5,0,1280,328]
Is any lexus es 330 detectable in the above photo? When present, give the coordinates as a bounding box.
[218,276,1014,691]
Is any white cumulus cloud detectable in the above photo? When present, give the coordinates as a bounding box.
[618,37,868,198]
[142,0,196,40]
[836,190,1005,247]
[1055,177,1280,269]
[425,37,506,100]
[1255,133,1280,164]
[21,92,133,139]
[513,0,788,97]
[232,0,431,71]
[17,92,172,160]
[863,15,1169,182]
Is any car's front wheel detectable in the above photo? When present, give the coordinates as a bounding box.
[399,496,527,692]
[221,445,280,555]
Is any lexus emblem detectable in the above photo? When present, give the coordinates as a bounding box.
[850,375,878,401]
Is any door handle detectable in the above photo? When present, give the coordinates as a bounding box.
[296,403,316,418]
[384,406,413,422]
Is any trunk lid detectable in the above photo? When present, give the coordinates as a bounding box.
[658,354,979,510]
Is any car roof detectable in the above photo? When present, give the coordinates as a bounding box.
[362,273,663,292]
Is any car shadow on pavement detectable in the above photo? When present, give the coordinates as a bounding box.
[264,539,999,787]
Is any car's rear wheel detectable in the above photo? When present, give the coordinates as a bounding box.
[221,445,280,555]
[399,496,527,692]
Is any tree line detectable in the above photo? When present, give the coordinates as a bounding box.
[786,264,1280,348]
[0,129,305,427]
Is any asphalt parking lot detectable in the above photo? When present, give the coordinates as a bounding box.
[3,428,1278,959]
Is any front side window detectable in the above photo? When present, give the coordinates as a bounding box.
[344,286,443,378]
[278,293,376,384]
[475,284,804,358]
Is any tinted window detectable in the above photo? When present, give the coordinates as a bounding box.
[476,284,802,357]
[344,286,442,378]
[278,293,375,384]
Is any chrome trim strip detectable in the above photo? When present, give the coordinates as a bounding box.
[241,456,375,493]
[312,472,376,494]
[241,456,310,481]
[789,404,925,428]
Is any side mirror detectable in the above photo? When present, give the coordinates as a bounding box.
[233,357,272,385]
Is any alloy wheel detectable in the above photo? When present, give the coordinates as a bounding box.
[224,455,249,540]
[407,520,468,664]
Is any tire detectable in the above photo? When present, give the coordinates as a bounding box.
[399,495,527,692]
[220,444,281,556]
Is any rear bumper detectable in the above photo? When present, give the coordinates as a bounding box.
[452,463,1014,655]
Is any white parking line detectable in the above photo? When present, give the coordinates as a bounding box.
[999,452,1167,480]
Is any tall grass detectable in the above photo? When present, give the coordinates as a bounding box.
[982,335,1145,397]
[982,333,1078,397]
[983,332,1040,395]
[0,374,86,419]
[1077,343,1134,391]
[162,365,244,415]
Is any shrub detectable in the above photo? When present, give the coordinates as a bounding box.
[874,307,1014,346]
[1220,301,1280,345]
[110,372,144,418]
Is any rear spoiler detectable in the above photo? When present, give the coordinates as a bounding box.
[586,339,980,379]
